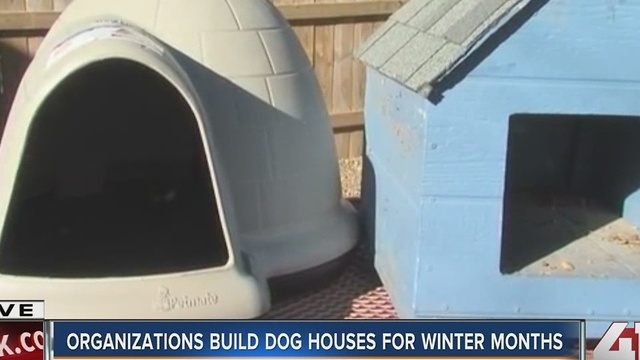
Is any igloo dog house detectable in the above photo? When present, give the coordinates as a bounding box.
[0,0,358,318]
[358,0,640,337]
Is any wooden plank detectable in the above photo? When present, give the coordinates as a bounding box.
[25,0,50,56]
[312,0,342,155]
[352,17,375,110]
[314,0,335,114]
[25,0,51,11]
[275,0,316,67]
[280,0,405,21]
[0,11,55,30]
[345,2,373,158]
[331,4,354,115]
[330,111,363,130]
[348,130,364,157]
[26,34,41,55]
[334,134,350,159]
[291,24,315,66]
[0,1,404,31]
[51,0,69,11]
[0,0,25,11]
[331,0,354,159]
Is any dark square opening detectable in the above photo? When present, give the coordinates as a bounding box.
[0,59,229,278]
[501,114,640,278]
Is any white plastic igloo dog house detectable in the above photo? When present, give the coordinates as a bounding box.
[0,0,358,318]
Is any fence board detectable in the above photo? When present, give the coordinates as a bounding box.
[25,0,48,59]
[26,0,51,11]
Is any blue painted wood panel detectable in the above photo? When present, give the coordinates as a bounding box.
[425,77,640,198]
[469,0,640,83]
[419,79,640,331]
[363,69,428,314]
[362,0,640,338]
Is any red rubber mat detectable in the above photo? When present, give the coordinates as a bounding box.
[264,241,595,359]
[265,242,397,320]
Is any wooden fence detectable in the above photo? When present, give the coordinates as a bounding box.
[0,0,402,159]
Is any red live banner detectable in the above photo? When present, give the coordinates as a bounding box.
[0,322,44,360]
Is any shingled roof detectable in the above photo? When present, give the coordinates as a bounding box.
[355,0,530,97]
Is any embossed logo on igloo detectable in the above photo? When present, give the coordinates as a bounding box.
[154,286,219,312]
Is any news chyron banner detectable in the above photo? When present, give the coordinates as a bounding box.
[0,301,46,360]
[51,320,583,360]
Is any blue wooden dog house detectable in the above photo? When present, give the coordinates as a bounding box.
[357,0,640,337]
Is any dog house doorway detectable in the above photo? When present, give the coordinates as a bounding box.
[0,59,229,278]
[500,114,640,278]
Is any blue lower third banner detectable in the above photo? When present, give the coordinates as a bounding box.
[51,320,582,359]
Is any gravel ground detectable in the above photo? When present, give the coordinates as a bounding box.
[339,156,363,198]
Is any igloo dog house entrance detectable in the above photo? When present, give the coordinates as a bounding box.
[0,0,358,319]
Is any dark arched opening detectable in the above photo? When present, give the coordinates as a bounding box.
[0,59,229,277]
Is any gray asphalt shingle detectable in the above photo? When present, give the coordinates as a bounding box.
[358,23,418,69]
[461,0,521,48]
[390,0,432,23]
[407,0,460,32]
[354,20,397,59]
[444,0,510,43]
[406,42,465,91]
[380,32,446,82]
[356,0,527,96]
